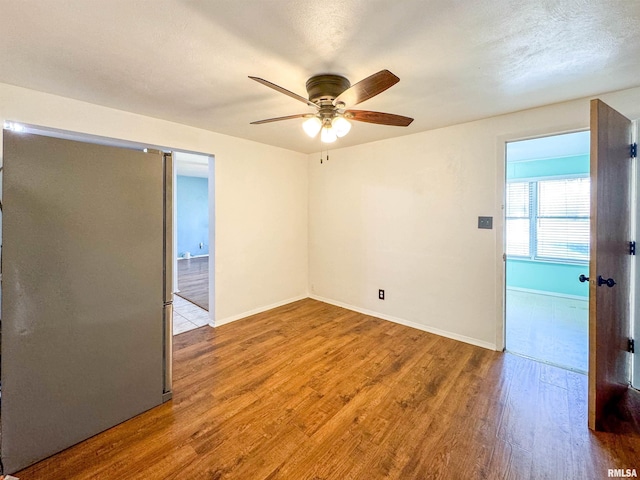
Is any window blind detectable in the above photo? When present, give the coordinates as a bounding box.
[506,182,531,257]
[536,177,590,261]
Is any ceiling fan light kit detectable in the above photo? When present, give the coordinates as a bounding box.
[302,116,322,137]
[250,70,413,144]
[332,116,352,137]
[320,126,338,143]
[303,115,351,141]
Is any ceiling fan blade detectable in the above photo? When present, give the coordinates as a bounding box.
[345,110,414,127]
[334,70,400,108]
[249,76,317,108]
[250,113,311,125]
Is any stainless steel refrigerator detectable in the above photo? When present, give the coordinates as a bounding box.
[0,131,173,474]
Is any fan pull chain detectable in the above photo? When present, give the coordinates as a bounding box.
[318,135,330,164]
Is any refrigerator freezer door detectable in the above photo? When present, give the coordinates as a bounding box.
[1,132,166,473]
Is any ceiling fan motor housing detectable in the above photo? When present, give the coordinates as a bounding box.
[306,74,351,104]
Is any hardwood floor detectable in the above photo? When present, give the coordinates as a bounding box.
[16,299,640,479]
[177,256,208,310]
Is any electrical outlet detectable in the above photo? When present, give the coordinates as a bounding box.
[379,289,385,300]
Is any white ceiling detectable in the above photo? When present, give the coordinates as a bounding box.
[2,1,639,154]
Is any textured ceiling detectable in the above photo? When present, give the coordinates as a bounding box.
[1,1,639,154]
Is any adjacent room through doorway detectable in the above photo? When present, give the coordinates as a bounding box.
[174,152,212,334]
[505,131,590,372]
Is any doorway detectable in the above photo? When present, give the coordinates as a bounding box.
[173,152,213,334]
[505,131,590,372]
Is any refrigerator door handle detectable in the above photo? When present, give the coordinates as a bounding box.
[162,151,173,402]
[162,303,173,401]
[163,152,174,305]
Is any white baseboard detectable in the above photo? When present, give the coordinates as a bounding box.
[309,294,497,351]
[209,293,498,351]
[506,286,588,301]
[211,294,309,328]
[177,254,209,260]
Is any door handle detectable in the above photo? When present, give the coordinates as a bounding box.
[597,275,616,288]
[578,274,589,283]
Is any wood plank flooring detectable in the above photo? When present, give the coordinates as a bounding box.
[176,256,209,310]
[16,299,640,479]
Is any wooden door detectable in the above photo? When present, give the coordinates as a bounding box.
[588,99,633,430]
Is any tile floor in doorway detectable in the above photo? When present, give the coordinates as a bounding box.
[173,294,210,335]
[505,289,589,373]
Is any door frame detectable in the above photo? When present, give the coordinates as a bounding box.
[496,127,592,352]
[171,152,216,325]
[496,128,590,373]
[630,122,639,389]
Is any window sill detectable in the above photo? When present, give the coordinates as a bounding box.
[506,256,588,267]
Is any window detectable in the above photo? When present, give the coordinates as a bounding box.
[506,182,531,257]
[506,176,590,263]
[537,178,590,261]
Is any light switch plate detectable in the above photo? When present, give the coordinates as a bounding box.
[478,216,493,229]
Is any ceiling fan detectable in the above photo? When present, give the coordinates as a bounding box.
[249,70,413,143]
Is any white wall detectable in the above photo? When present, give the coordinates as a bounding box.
[214,138,308,323]
[308,86,640,350]
[0,83,309,325]
[4,81,640,349]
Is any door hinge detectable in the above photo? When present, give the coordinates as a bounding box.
[630,241,636,255]
[631,143,637,158]
[629,338,635,354]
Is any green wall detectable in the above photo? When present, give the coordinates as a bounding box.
[506,154,589,298]
[507,260,588,297]
[506,154,589,179]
